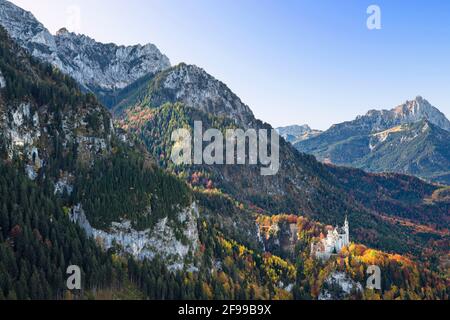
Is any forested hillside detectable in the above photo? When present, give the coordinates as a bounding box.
[0,25,312,300]
[119,103,449,257]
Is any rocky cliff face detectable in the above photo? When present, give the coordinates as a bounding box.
[0,0,170,94]
[318,272,363,300]
[0,98,112,179]
[0,0,59,64]
[0,25,113,179]
[70,202,200,271]
[53,28,170,91]
[116,63,255,126]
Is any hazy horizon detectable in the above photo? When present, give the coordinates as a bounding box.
[8,0,450,130]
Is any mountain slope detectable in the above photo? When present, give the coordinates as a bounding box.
[0,24,200,272]
[0,0,170,104]
[355,121,450,184]
[0,25,182,299]
[294,97,450,184]
[113,63,255,126]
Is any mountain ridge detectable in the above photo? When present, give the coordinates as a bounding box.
[355,96,450,132]
[113,62,256,126]
[276,124,323,144]
[0,0,170,96]
[294,97,450,184]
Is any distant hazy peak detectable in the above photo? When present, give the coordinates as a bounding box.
[277,124,313,135]
[276,124,322,143]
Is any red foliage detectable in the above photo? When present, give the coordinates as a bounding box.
[9,224,22,238]
[33,229,43,242]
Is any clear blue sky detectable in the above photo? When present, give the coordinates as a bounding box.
[10,0,450,130]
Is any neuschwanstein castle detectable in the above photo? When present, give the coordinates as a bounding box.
[311,216,350,260]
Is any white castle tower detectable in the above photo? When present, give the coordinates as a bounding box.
[344,215,349,245]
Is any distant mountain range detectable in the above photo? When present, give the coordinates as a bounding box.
[285,97,450,185]
[276,125,322,144]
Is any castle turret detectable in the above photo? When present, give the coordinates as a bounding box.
[344,215,349,245]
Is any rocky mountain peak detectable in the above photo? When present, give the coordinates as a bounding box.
[56,27,70,36]
[0,0,170,93]
[53,30,171,91]
[356,97,450,132]
[0,0,59,62]
[393,96,429,115]
[144,63,255,125]
[391,96,450,131]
